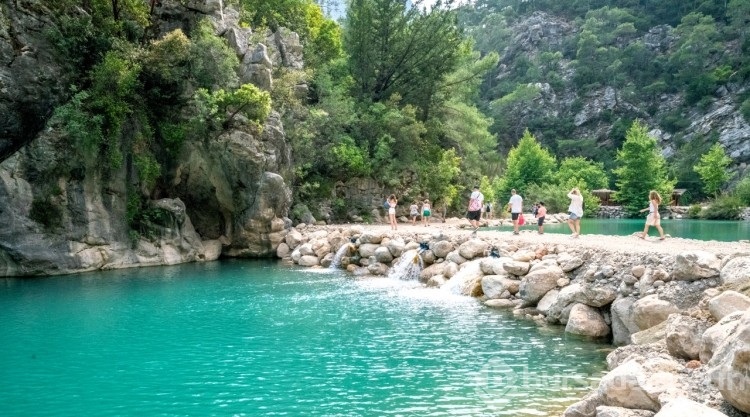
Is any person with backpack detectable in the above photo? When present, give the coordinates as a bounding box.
[467,185,484,236]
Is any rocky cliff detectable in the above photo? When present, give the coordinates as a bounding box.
[0,0,297,276]
[491,11,750,178]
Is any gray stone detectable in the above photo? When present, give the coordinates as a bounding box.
[566,303,610,337]
[519,260,565,304]
[653,397,729,417]
[672,251,721,281]
[632,295,679,331]
[700,311,745,363]
[708,311,750,413]
[708,290,750,321]
[720,256,750,294]
[596,406,655,417]
[665,314,710,360]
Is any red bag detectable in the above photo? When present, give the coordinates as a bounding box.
[518,213,525,226]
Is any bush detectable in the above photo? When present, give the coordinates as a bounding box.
[701,194,742,220]
[687,204,703,219]
[734,175,750,205]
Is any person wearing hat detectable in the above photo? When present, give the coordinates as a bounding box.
[535,201,547,234]
[467,185,484,236]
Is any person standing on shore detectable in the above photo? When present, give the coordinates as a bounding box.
[639,190,666,240]
[409,201,419,225]
[567,187,584,238]
[508,189,523,235]
[421,199,432,226]
[388,194,398,231]
[467,185,484,236]
[535,201,547,234]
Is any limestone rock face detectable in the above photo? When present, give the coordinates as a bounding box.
[0,1,73,162]
[708,311,750,413]
[0,2,295,275]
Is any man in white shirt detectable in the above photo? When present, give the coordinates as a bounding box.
[508,189,523,235]
[467,185,484,236]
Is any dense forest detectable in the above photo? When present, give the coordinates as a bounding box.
[16,0,750,227]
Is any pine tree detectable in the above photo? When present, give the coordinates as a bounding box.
[613,121,676,215]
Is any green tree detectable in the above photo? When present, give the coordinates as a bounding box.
[613,120,675,215]
[345,0,464,119]
[694,143,733,197]
[555,157,609,190]
[498,129,556,198]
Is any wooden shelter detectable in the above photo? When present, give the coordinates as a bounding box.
[592,189,615,206]
[671,189,688,206]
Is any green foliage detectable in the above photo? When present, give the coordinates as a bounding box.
[555,157,609,190]
[740,98,750,124]
[687,204,703,219]
[694,143,733,197]
[613,120,676,215]
[701,194,743,220]
[732,175,750,205]
[191,84,272,136]
[345,0,464,118]
[524,183,570,214]
[189,20,240,89]
[498,129,556,198]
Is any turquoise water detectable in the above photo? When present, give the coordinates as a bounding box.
[504,218,749,242]
[0,261,610,416]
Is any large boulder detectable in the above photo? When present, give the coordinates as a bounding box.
[430,240,454,258]
[720,256,750,294]
[708,290,750,321]
[566,303,610,337]
[665,314,710,360]
[481,275,520,299]
[672,251,720,281]
[708,311,750,413]
[611,296,641,346]
[519,259,565,304]
[632,295,679,331]
[700,311,746,363]
[597,357,682,412]
[653,397,729,417]
[596,406,655,417]
[458,239,488,260]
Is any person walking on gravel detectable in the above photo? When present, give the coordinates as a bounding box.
[639,190,666,240]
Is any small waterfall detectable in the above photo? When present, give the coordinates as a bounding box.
[330,243,354,269]
[388,249,424,281]
[441,260,483,296]
[219,0,225,25]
